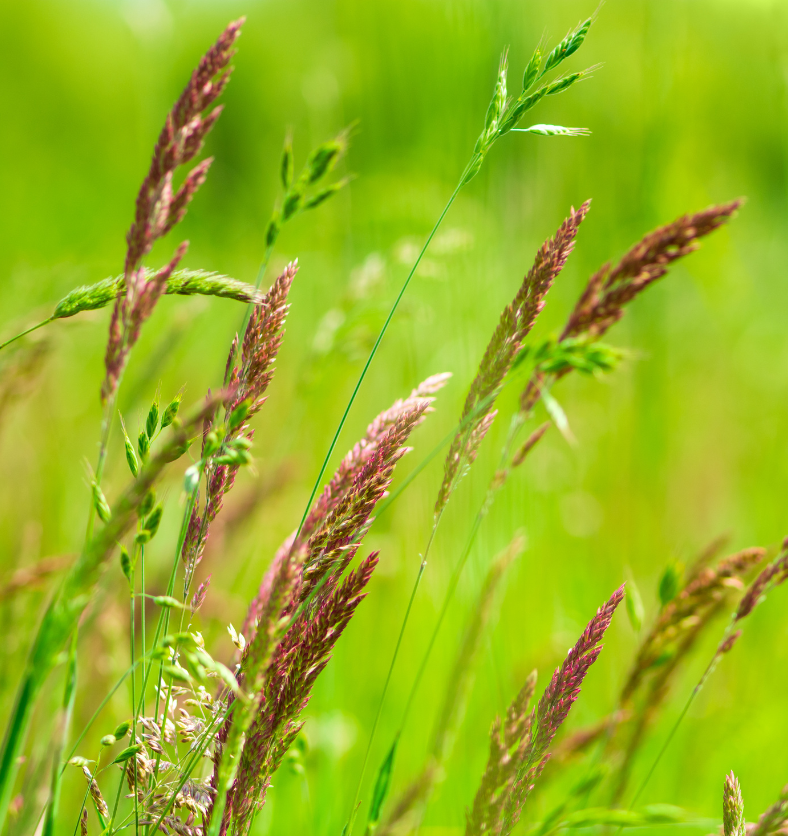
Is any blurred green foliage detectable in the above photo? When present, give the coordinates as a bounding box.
[1,0,788,833]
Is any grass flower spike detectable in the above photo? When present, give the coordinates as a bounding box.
[436,202,590,516]
[102,19,243,404]
[468,586,624,836]
[724,772,746,836]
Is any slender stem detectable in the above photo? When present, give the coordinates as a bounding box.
[0,318,52,352]
[627,649,722,813]
[107,567,142,835]
[42,631,78,836]
[239,242,275,337]
[401,415,524,727]
[130,571,137,836]
[140,543,146,722]
[347,520,442,832]
[86,388,119,543]
[63,657,148,770]
[348,386,531,834]
[70,787,91,836]
[137,485,198,724]
[295,176,466,543]
[133,541,143,835]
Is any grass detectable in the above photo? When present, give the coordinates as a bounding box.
[1,1,788,834]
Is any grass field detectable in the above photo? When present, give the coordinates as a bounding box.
[1,0,787,833]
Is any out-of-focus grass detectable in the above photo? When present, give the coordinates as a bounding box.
[1,0,787,833]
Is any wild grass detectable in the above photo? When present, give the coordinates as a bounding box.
[0,8,786,836]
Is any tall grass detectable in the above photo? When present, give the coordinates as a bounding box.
[0,8,786,836]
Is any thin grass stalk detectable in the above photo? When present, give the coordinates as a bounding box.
[348,521,441,835]
[358,421,521,836]
[236,242,275,354]
[41,631,78,836]
[144,486,201,798]
[64,656,149,769]
[401,412,524,728]
[298,178,464,547]
[71,787,91,836]
[379,537,523,836]
[606,547,764,803]
[374,375,529,522]
[0,319,52,352]
[138,485,199,721]
[106,536,144,833]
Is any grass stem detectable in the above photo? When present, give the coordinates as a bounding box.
[0,318,52,352]
[296,176,465,544]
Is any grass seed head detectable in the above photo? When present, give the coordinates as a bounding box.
[101,19,244,403]
[437,202,589,516]
[724,772,746,836]
[160,392,182,430]
[146,396,160,439]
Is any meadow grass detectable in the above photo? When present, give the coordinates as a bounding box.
[0,3,787,836]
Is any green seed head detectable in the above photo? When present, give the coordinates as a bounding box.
[479,51,508,151]
[140,489,156,517]
[184,463,202,493]
[625,577,645,632]
[160,393,182,430]
[144,503,164,538]
[305,140,343,185]
[138,429,150,461]
[119,415,138,477]
[282,190,303,222]
[52,276,119,320]
[91,481,111,524]
[113,721,130,738]
[111,744,142,765]
[120,546,132,582]
[497,86,548,136]
[163,664,192,684]
[203,430,221,457]
[124,436,138,478]
[215,448,252,467]
[522,48,542,92]
[658,560,683,607]
[563,18,592,61]
[546,71,584,96]
[266,214,281,249]
[146,397,159,439]
[100,734,116,747]
[228,401,250,431]
[303,177,351,211]
[542,18,592,76]
[154,595,186,610]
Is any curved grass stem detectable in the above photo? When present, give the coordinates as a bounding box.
[0,318,52,352]
[296,176,466,544]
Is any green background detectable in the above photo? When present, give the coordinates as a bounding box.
[0,0,787,832]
